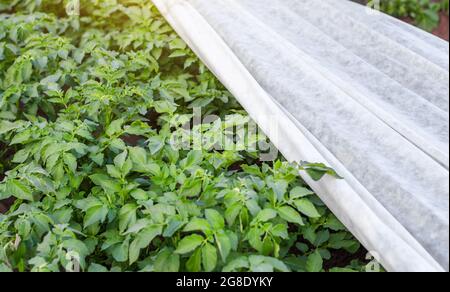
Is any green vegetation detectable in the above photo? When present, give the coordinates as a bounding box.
[373,0,449,31]
[0,0,367,272]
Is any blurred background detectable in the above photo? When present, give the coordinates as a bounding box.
[352,0,449,40]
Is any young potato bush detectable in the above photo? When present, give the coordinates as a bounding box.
[0,0,366,272]
[367,0,449,31]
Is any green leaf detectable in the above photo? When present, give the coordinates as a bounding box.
[22,60,33,80]
[153,249,180,272]
[129,225,162,264]
[0,263,13,272]
[169,38,187,50]
[183,218,211,233]
[295,198,321,218]
[148,136,165,155]
[106,165,122,179]
[130,189,148,201]
[215,231,231,261]
[246,200,261,216]
[88,263,109,272]
[90,153,104,166]
[75,197,102,212]
[114,150,128,169]
[248,256,273,272]
[186,248,202,272]
[109,138,126,151]
[129,147,147,164]
[154,100,177,114]
[175,234,204,254]
[306,169,326,181]
[329,238,360,253]
[205,209,225,230]
[6,180,34,201]
[271,224,289,239]
[202,243,217,272]
[222,256,250,272]
[180,179,202,198]
[254,209,277,223]
[290,186,314,199]
[225,203,242,226]
[306,251,323,272]
[324,215,346,231]
[270,180,288,201]
[89,174,121,194]
[124,219,152,235]
[0,120,21,135]
[262,236,274,256]
[63,153,77,173]
[10,130,31,145]
[64,238,90,257]
[314,230,330,247]
[247,228,264,253]
[73,49,85,64]
[185,150,203,169]
[106,118,124,137]
[122,159,133,177]
[303,226,317,245]
[119,204,137,234]
[301,163,343,181]
[84,205,108,228]
[263,257,291,272]
[277,206,304,225]
[12,149,30,164]
[112,238,130,263]
[163,218,185,237]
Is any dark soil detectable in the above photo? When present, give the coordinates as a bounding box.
[323,247,369,271]
[146,109,162,131]
[433,12,449,41]
[0,140,15,214]
[289,230,370,271]
[0,198,15,214]
[122,134,144,146]
[400,13,449,41]
[228,161,244,172]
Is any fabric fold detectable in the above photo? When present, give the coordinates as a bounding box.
[152,0,449,271]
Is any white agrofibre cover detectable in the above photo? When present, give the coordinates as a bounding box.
[152,0,450,272]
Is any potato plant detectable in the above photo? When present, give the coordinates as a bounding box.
[0,0,366,272]
[368,0,449,31]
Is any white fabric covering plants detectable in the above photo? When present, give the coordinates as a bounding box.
[152,0,450,272]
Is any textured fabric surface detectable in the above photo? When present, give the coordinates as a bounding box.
[153,0,449,271]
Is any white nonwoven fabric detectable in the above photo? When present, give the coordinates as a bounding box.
[152,0,450,272]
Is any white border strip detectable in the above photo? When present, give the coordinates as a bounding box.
[152,0,445,272]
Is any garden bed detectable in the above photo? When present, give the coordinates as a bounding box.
[431,11,448,40]
[0,0,375,272]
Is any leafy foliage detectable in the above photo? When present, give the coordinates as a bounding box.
[370,0,449,31]
[0,0,367,272]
